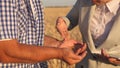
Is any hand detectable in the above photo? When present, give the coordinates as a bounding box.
[61,47,87,65]
[101,49,120,65]
[56,17,70,40]
[58,39,86,51]
[58,40,77,48]
[59,40,87,65]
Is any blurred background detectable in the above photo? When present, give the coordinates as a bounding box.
[42,0,82,68]
[42,0,77,7]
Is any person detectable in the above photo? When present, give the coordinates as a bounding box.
[56,0,120,68]
[0,0,87,68]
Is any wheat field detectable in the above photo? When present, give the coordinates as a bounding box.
[44,7,82,68]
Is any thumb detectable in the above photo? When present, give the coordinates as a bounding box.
[101,48,109,57]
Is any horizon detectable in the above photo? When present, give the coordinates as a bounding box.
[42,0,77,7]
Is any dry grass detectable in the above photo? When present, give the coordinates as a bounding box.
[44,7,82,68]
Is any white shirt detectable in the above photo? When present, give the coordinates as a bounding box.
[90,0,120,46]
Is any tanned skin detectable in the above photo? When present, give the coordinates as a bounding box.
[0,36,87,65]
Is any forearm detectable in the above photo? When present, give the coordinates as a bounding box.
[0,39,62,63]
[14,45,62,62]
[44,35,61,47]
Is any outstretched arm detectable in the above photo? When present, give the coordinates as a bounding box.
[0,39,63,63]
[0,39,87,65]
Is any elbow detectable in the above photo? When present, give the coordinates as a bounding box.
[0,52,11,63]
[0,39,19,63]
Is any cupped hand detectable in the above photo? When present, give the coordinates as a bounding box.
[61,46,87,65]
[58,40,86,51]
[59,40,87,65]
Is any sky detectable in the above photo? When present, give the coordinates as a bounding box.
[42,0,77,7]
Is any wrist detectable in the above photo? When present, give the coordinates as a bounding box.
[57,41,63,48]
[57,48,64,60]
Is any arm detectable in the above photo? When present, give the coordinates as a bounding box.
[66,0,81,30]
[44,35,61,47]
[0,39,87,65]
[0,39,62,63]
[56,0,81,40]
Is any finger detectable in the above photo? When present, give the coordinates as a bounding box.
[67,51,87,65]
[67,59,82,65]
[77,51,87,60]
[56,17,62,23]
[57,17,64,23]
[72,51,87,60]
[101,48,109,57]
[68,57,85,65]
[108,58,120,65]
[68,40,78,47]
[75,48,82,55]
[57,29,67,37]
[56,26,68,39]
[63,31,70,40]
[79,51,87,60]
[80,43,87,53]
[61,31,66,39]
[108,58,116,62]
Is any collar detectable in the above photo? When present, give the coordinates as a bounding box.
[106,0,120,14]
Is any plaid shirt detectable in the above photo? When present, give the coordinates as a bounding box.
[0,0,47,68]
